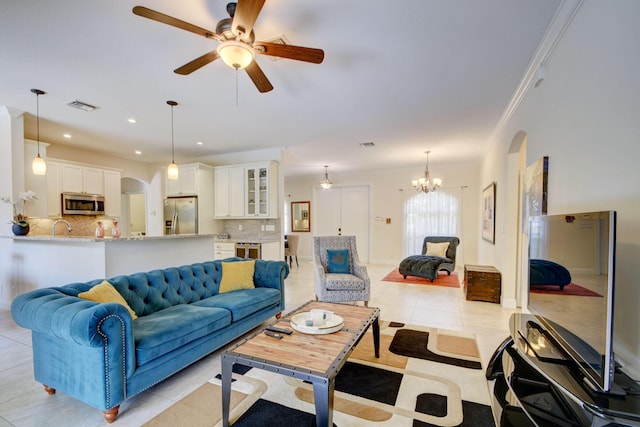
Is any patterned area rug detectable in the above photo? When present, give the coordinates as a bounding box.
[144,321,495,427]
[530,282,602,297]
[382,269,460,287]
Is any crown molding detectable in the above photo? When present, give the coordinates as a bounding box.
[491,0,584,142]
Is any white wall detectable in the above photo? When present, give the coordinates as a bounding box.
[284,162,480,266]
[479,1,640,375]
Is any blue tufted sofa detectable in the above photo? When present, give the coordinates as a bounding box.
[10,258,288,423]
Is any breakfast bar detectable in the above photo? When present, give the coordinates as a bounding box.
[2,234,215,308]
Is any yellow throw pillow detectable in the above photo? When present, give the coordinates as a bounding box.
[78,280,138,320]
[219,260,256,293]
[425,242,450,258]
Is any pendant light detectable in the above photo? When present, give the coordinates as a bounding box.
[30,88,47,175]
[166,100,179,180]
[319,165,333,190]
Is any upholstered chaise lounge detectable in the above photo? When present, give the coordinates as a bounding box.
[399,236,460,282]
[529,258,572,290]
[11,258,288,422]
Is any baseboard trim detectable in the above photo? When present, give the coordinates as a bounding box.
[614,346,640,380]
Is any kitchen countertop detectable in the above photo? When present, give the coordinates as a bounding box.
[8,234,217,242]
[214,237,281,244]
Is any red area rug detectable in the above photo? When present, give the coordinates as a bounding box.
[382,269,460,288]
[530,282,602,297]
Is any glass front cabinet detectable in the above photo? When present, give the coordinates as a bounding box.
[245,162,278,217]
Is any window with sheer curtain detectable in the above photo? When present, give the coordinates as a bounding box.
[403,188,462,256]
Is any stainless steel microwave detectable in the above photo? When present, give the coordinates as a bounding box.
[61,193,105,215]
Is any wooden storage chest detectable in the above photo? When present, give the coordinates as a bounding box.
[464,264,501,303]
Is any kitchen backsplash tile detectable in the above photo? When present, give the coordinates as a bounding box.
[27,216,119,237]
[223,219,280,241]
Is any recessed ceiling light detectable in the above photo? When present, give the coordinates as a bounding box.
[128,118,137,124]
[196,141,204,145]
[63,133,72,139]
[135,150,142,155]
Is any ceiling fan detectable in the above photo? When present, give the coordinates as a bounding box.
[133,0,324,93]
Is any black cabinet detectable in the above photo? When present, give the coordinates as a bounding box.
[487,314,640,427]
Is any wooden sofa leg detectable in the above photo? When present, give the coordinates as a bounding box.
[275,312,282,319]
[103,406,119,424]
[43,385,56,395]
[364,301,369,307]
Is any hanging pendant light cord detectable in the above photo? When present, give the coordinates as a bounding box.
[235,69,239,107]
[36,93,40,156]
[170,104,175,162]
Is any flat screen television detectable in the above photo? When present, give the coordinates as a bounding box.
[528,211,616,393]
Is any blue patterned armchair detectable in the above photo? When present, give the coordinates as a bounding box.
[313,235,370,306]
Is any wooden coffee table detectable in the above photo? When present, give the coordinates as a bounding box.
[221,300,380,426]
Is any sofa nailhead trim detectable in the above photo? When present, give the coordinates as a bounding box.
[97,314,127,408]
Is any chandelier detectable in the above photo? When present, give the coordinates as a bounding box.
[319,165,333,190]
[411,150,442,193]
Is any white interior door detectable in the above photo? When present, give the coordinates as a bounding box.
[314,185,370,263]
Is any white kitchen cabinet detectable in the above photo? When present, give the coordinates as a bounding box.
[83,167,104,194]
[260,241,281,261]
[46,161,62,217]
[103,170,121,217]
[213,241,235,260]
[166,164,198,196]
[214,166,245,218]
[61,164,104,195]
[245,162,278,218]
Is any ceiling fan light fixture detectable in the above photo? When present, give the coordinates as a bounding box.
[217,40,255,70]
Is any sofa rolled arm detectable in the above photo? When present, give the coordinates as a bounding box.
[254,260,289,290]
[11,288,135,349]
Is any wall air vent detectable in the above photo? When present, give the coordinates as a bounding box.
[68,100,97,112]
[360,142,375,148]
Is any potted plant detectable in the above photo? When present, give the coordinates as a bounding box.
[1,190,38,236]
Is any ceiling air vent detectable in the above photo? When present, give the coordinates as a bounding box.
[263,34,290,61]
[360,142,375,148]
[68,100,97,112]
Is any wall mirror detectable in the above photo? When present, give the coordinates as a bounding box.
[291,201,311,232]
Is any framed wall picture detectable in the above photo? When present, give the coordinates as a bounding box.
[482,182,496,244]
[291,201,311,232]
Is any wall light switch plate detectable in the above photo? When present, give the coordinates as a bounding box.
[238,224,243,231]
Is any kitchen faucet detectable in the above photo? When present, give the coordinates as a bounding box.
[52,219,73,236]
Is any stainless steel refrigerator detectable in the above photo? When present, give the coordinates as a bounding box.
[163,196,198,235]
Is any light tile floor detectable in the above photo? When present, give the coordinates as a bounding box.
[0,262,518,426]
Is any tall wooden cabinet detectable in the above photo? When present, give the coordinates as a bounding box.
[214,161,279,219]
[245,162,278,217]
[214,166,245,218]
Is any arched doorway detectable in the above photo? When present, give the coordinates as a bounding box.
[507,131,528,307]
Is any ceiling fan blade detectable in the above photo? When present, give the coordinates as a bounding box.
[232,0,265,38]
[245,61,273,93]
[174,51,220,75]
[133,6,221,41]
[253,42,324,64]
